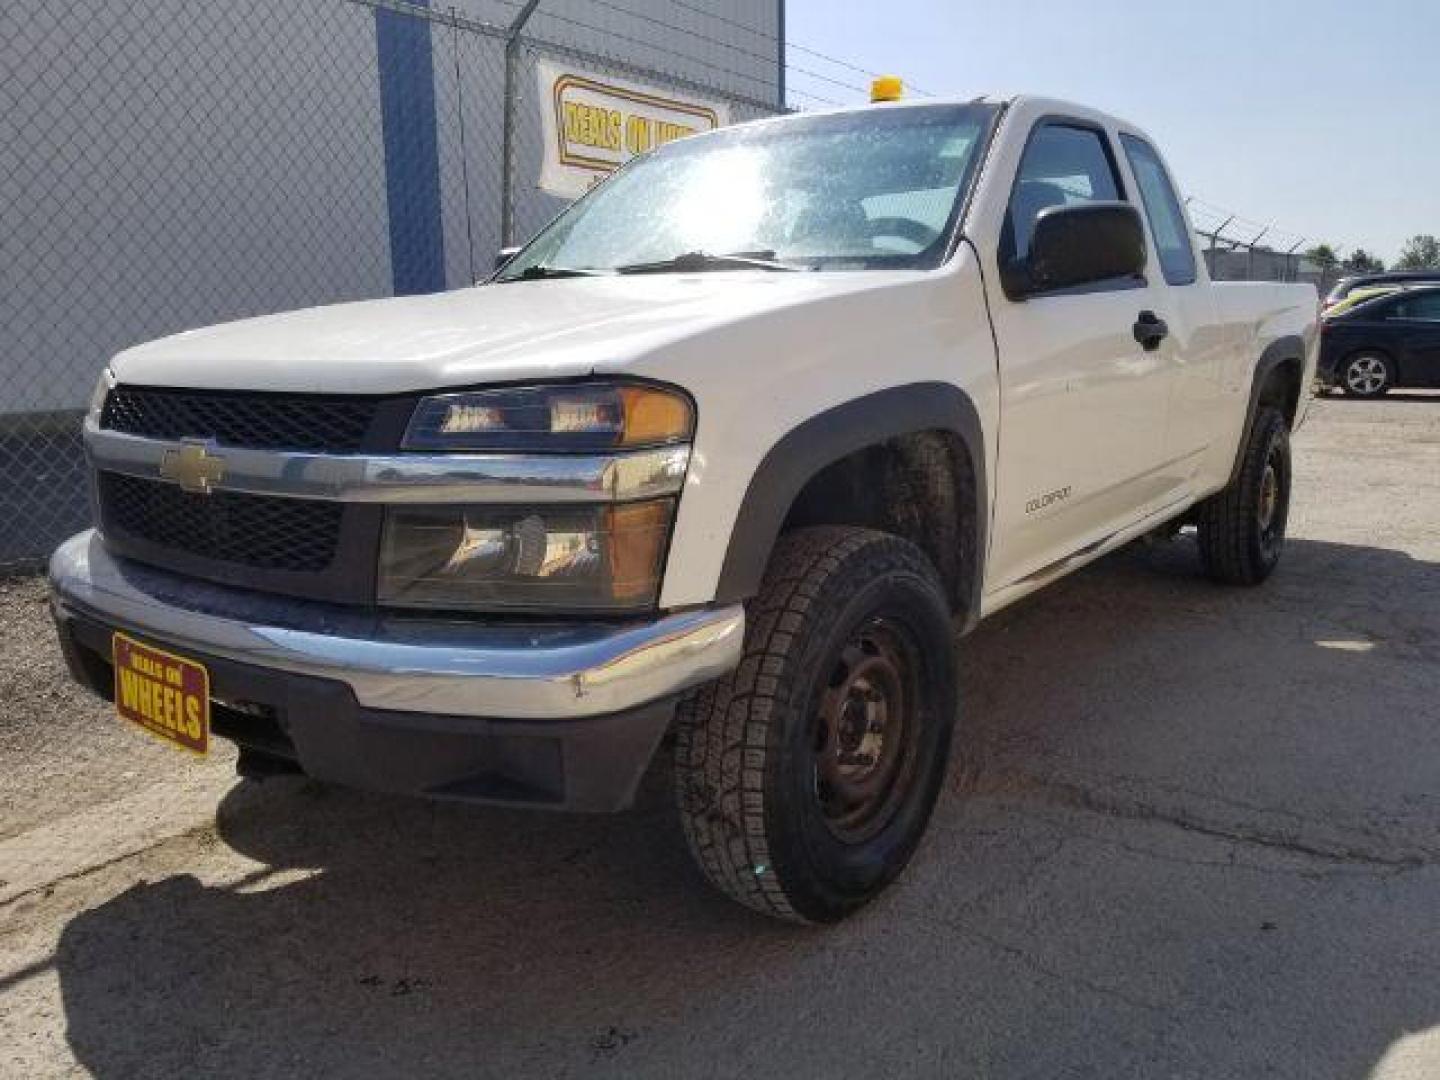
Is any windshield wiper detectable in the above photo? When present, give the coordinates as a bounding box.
[616,250,799,275]
[502,264,606,282]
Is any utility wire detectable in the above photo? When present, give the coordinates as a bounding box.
[487,0,937,105]
[573,0,882,97]
[664,0,937,96]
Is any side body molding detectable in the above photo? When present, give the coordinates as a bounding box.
[713,382,987,628]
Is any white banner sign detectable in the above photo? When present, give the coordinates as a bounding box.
[536,60,731,200]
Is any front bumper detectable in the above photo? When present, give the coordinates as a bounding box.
[49,530,744,810]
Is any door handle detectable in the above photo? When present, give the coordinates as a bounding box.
[1133,310,1169,351]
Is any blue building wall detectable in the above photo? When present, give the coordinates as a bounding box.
[375,0,447,295]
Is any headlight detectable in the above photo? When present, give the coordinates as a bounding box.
[378,499,674,612]
[404,382,694,452]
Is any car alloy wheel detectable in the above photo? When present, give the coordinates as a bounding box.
[1344,354,1389,396]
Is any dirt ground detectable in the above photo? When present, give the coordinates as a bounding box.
[2,393,1438,1079]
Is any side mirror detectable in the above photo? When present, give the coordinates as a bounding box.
[1005,201,1146,299]
[494,246,522,272]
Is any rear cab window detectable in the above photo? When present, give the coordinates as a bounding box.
[1119,134,1197,286]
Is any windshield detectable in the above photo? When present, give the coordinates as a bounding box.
[497,104,998,279]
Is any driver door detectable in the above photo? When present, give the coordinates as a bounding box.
[984,118,1178,590]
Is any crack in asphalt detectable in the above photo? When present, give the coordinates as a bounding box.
[1016,776,1431,870]
[0,822,217,910]
[1007,805,1420,882]
[930,917,1174,1015]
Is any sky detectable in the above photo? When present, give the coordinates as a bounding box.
[785,0,1439,264]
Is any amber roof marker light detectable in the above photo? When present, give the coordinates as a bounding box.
[870,75,904,103]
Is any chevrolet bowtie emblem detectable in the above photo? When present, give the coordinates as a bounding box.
[159,440,227,494]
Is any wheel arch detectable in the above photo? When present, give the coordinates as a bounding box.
[713,383,987,631]
[1226,336,1305,488]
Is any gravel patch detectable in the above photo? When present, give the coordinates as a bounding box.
[0,574,232,843]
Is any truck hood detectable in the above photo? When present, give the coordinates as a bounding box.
[109,272,924,394]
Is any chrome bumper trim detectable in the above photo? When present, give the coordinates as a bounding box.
[84,420,690,504]
[50,531,742,719]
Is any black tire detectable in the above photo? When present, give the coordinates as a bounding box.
[673,526,957,924]
[1195,406,1291,585]
[1340,351,1393,398]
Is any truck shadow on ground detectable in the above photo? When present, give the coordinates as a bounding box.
[51,535,1440,1078]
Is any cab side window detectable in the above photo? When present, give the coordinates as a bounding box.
[1004,123,1123,263]
[1120,134,1197,286]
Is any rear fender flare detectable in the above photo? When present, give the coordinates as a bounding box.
[1227,336,1305,488]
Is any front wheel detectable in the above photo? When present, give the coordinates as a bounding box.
[1341,352,1392,397]
[1195,406,1291,585]
[673,527,957,924]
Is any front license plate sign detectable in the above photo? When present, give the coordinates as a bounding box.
[112,632,210,754]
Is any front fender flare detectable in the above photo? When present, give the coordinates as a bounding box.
[713,382,986,628]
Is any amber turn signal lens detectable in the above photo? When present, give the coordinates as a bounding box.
[605,500,673,600]
[619,385,693,447]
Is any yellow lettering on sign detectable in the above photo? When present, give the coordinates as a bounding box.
[118,667,139,711]
[113,635,209,753]
[563,102,627,152]
[654,121,696,147]
[185,696,202,739]
[625,115,651,155]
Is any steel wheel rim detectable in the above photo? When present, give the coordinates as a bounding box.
[1258,452,1285,558]
[812,618,920,844]
[1345,355,1386,394]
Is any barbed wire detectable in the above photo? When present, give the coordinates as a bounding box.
[1184,194,1362,259]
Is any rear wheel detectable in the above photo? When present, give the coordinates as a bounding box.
[1196,406,1291,585]
[673,527,957,924]
[1341,351,1392,397]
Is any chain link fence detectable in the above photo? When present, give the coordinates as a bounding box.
[0,0,783,568]
[1199,237,1323,288]
[1186,199,1332,289]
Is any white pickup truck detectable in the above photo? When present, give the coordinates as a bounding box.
[51,94,1317,923]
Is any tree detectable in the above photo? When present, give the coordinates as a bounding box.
[1393,235,1440,271]
[1342,248,1385,274]
[1304,243,1339,273]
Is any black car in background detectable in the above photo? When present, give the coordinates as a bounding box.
[1319,286,1440,396]
[1325,270,1440,309]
